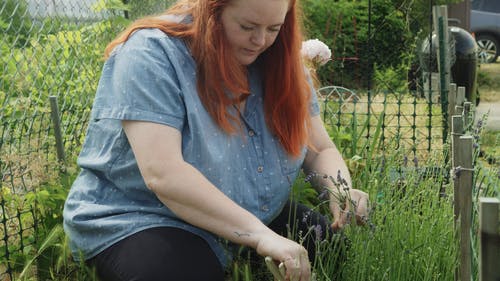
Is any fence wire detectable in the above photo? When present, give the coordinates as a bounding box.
[0,0,495,280]
[318,86,444,162]
[0,1,175,279]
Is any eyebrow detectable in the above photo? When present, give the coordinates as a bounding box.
[242,19,284,27]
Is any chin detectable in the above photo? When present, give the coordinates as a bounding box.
[237,58,256,66]
[236,53,259,66]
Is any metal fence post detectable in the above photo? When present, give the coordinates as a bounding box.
[433,5,452,144]
[49,96,66,165]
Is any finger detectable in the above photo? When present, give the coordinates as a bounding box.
[337,200,353,228]
[279,262,286,278]
[330,201,342,230]
[299,251,311,281]
[291,269,300,281]
[355,196,369,224]
[285,258,301,281]
[265,256,285,281]
[356,193,370,225]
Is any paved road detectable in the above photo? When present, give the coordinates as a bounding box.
[475,101,500,131]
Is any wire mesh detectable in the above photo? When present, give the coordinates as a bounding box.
[318,87,444,162]
[0,0,175,279]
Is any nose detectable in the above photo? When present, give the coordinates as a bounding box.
[250,29,266,47]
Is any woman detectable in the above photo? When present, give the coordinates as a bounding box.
[63,0,369,280]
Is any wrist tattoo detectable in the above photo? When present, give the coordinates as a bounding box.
[234,231,251,237]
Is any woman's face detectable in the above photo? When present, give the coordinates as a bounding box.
[221,0,289,66]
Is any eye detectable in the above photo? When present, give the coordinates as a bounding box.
[268,27,281,33]
[240,25,254,31]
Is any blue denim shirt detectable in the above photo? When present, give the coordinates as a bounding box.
[63,28,320,268]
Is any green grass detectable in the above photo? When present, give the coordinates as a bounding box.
[477,63,500,103]
[479,130,500,165]
[228,154,458,281]
[314,153,456,281]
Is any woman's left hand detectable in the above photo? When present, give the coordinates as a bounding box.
[330,188,369,230]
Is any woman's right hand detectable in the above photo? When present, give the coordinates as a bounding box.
[255,233,311,281]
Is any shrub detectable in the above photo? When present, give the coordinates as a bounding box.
[301,0,463,90]
[0,0,33,47]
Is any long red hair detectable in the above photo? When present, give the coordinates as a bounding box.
[105,0,312,157]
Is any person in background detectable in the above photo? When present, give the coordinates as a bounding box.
[63,0,369,280]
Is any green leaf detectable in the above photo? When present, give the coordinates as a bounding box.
[18,225,64,279]
[92,0,130,12]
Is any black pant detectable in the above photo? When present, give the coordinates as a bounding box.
[89,201,335,281]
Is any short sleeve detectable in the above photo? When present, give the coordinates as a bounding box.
[309,86,320,116]
[91,29,186,130]
[305,70,321,117]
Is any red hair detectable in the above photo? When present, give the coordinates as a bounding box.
[104,0,311,157]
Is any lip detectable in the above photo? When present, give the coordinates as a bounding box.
[242,48,259,55]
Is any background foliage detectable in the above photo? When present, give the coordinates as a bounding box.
[301,0,462,90]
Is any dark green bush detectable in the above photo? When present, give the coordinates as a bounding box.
[95,0,176,19]
[301,0,412,89]
[128,0,177,18]
[0,0,33,47]
[301,0,462,90]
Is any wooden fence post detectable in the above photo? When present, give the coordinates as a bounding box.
[453,135,473,281]
[479,197,500,281]
[463,102,472,131]
[451,115,464,220]
[455,86,465,115]
[449,83,457,128]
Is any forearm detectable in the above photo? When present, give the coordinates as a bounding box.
[303,146,352,193]
[147,161,276,249]
[302,116,352,192]
[302,116,369,229]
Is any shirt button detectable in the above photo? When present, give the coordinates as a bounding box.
[257,166,264,173]
[261,205,269,212]
[248,130,255,137]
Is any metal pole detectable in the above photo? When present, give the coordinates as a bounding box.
[367,0,372,93]
[123,0,130,19]
[366,0,372,142]
[49,96,66,165]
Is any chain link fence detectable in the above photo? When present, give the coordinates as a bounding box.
[0,0,492,280]
[0,1,175,279]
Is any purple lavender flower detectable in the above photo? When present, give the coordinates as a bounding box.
[314,225,323,242]
[337,169,342,183]
[318,188,329,200]
[304,172,315,182]
[342,178,349,188]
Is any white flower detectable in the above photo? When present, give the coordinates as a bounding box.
[301,39,332,66]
